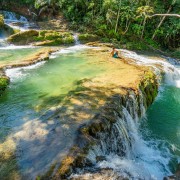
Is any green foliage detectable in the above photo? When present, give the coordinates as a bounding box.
[171,49,180,59]
[2,0,179,50]
[55,0,179,50]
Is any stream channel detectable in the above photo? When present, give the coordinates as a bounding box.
[0,45,179,180]
[0,11,180,180]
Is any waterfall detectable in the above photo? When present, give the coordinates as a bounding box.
[0,10,38,31]
[71,90,172,179]
[2,11,28,23]
[73,34,80,45]
[70,51,180,179]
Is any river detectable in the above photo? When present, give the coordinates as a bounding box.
[0,11,180,180]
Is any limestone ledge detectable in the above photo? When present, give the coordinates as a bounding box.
[0,47,58,96]
[7,30,75,46]
[37,61,158,179]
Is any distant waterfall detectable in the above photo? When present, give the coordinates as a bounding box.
[0,10,38,31]
[73,34,80,45]
[2,11,28,23]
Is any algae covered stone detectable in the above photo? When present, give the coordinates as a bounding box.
[8,30,75,46]
[78,34,99,43]
[7,30,39,45]
[0,76,9,95]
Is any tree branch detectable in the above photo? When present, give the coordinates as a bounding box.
[150,14,180,18]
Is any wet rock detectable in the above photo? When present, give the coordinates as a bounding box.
[96,156,106,163]
[7,30,38,45]
[164,164,180,180]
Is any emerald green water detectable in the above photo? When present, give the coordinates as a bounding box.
[0,47,107,178]
[0,46,179,179]
[0,47,42,66]
[147,86,180,146]
[144,85,180,168]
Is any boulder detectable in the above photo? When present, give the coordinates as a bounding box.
[7,30,39,45]
[8,30,75,45]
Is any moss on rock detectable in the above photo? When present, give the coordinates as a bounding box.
[0,76,9,95]
[7,30,39,45]
[78,33,99,43]
[0,15,4,28]
[7,30,75,46]
[139,71,158,108]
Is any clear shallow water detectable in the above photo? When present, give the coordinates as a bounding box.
[0,47,41,66]
[0,48,106,178]
[0,46,179,179]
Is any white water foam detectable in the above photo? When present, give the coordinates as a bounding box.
[85,105,173,180]
[6,61,46,82]
[121,49,180,88]
[0,45,35,50]
[49,45,94,59]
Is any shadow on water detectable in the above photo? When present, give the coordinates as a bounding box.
[0,78,114,179]
[0,50,112,179]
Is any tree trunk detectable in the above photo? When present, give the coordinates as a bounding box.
[151,5,173,40]
[150,13,180,18]
[123,20,131,34]
[141,17,147,38]
[115,0,121,33]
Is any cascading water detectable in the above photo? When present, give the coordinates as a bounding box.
[0,10,38,31]
[71,51,180,180]
[73,34,80,45]
[0,35,179,179]
[121,49,180,87]
[71,91,172,179]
